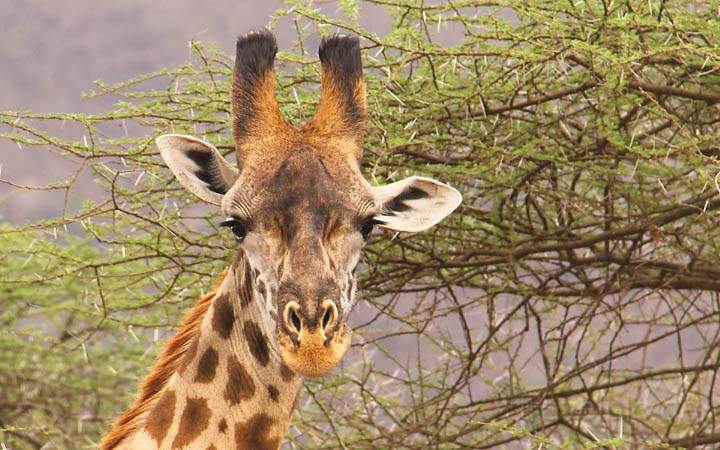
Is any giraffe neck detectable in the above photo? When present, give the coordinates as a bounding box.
[125,255,303,450]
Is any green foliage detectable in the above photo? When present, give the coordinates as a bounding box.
[2,0,720,448]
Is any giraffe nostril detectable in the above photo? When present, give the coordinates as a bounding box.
[322,307,332,330]
[320,299,338,334]
[290,308,301,333]
[283,301,303,336]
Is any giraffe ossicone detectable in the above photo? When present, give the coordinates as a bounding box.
[102,30,461,449]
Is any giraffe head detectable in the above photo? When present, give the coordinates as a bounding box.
[157,31,461,378]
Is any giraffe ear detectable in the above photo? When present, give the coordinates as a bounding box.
[372,176,462,233]
[157,134,238,205]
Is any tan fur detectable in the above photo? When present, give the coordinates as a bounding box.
[100,272,226,450]
[279,324,351,378]
[103,258,303,449]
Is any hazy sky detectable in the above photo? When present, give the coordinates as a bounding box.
[1,0,284,112]
[0,1,387,222]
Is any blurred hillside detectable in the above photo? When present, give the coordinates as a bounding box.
[0,0,299,223]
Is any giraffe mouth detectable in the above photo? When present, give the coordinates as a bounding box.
[277,323,352,378]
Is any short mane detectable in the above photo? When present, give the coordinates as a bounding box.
[99,270,227,449]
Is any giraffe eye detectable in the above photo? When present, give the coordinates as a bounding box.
[360,218,378,241]
[220,218,248,241]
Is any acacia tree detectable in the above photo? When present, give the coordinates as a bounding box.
[1,1,720,448]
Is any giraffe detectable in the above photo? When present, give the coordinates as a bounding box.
[100,30,462,449]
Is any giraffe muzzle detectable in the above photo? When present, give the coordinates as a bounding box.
[278,299,351,378]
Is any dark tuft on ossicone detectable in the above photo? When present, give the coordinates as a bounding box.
[235,30,278,83]
[318,35,362,85]
[318,35,364,129]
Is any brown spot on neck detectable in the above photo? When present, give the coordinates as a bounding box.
[144,390,176,446]
[212,293,235,339]
[219,418,228,433]
[194,346,219,383]
[243,321,270,366]
[171,397,211,448]
[239,258,255,307]
[224,355,256,405]
[280,363,295,382]
[267,384,279,402]
[234,413,280,450]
